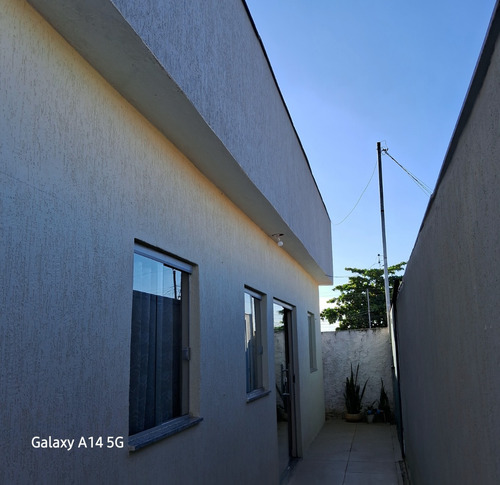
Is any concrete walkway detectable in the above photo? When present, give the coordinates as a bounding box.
[288,419,405,484]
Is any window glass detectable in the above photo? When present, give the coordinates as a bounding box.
[129,248,189,436]
[245,290,263,393]
[308,312,318,372]
[133,253,183,298]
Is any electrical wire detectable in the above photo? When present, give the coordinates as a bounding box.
[383,150,432,196]
[333,161,377,225]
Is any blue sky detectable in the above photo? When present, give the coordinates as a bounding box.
[245,0,497,304]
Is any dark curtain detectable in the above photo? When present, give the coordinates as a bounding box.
[129,290,181,435]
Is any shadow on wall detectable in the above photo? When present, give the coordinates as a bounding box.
[322,328,394,417]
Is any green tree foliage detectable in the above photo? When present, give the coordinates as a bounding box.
[321,262,406,330]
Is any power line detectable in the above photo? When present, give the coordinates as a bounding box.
[333,161,377,225]
[382,149,432,196]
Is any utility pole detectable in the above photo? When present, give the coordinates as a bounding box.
[366,288,372,328]
[377,142,392,327]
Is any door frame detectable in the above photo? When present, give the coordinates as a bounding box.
[273,299,299,468]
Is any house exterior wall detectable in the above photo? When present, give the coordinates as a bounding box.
[26,0,333,285]
[395,4,500,483]
[110,0,330,268]
[0,1,328,483]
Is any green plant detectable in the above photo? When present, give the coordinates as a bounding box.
[378,379,391,419]
[344,364,368,414]
[365,400,378,415]
[321,263,406,329]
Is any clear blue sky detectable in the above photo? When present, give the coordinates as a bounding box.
[245,0,496,303]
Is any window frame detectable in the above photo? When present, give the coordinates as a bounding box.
[308,312,318,373]
[244,287,270,402]
[128,243,201,451]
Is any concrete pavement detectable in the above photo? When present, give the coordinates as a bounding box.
[287,418,405,484]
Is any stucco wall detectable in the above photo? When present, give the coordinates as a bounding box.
[111,0,331,273]
[0,1,325,483]
[322,329,394,416]
[27,0,333,283]
[396,5,500,484]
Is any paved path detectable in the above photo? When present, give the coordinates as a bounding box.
[288,419,404,484]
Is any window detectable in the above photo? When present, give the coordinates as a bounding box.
[129,245,198,447]
[244,288,265,397]
[308,312,318,372]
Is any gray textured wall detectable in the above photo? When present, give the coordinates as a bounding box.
[26,0,332,282]
[111,0,332,277]
[396,6,500,483]
[0,1,326,483]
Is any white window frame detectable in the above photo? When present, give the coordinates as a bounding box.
[244,287,269,402]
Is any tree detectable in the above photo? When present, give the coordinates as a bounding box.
[321,262,406,330]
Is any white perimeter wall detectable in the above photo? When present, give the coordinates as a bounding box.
[322,329,394,416]
[0,2,325,483]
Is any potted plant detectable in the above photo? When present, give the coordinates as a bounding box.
[365,401,377,423]
[377,379,391,422]
[344,364,368,422]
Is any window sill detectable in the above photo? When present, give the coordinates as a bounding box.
[246,388,271,403]
[128,415,203,452]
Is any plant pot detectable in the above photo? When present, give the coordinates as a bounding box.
[366,414,375,424]
[345,413,362,422]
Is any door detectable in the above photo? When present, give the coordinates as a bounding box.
[273,301,297,479]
